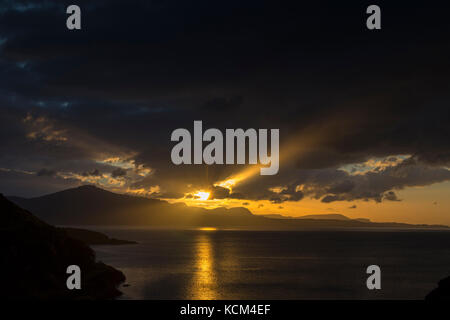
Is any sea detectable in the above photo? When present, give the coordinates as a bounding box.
[90,228,450,300]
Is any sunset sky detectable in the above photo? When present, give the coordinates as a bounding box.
[0,1,449,224]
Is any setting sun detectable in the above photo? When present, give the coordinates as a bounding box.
[194,191,211,201]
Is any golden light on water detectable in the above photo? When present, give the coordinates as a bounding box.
[198,227,217,231]
[190,233,217,299]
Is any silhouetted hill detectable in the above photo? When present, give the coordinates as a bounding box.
[9,185,165,225]
[0,193,125,299]
[8,185,449,230]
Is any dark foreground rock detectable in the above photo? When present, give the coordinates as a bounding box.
[426,276,450,301]
[0,194,125,300]
[62,227,137,245]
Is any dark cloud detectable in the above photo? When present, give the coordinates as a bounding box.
[0,168,75,197]
[270,197,283,204]
[209,186,230,199]
[383,191,400,202]
[82,169,101,177]
[0,0,449,201]
[111,167,127,178]
[321,195,343,203]
[36,168,56,177]
[230,157,450,203]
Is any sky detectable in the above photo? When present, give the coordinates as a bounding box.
[0,0,449,224]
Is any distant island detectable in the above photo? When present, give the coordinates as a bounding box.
[263,213,371,223]
[1,193,126,299]
[8,185,449,230]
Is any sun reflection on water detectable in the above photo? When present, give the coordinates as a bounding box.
[190,233,217,299]
[198,227,217,231]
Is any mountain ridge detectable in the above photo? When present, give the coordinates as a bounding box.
[262,213,369,222]
[8,185,449,230]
